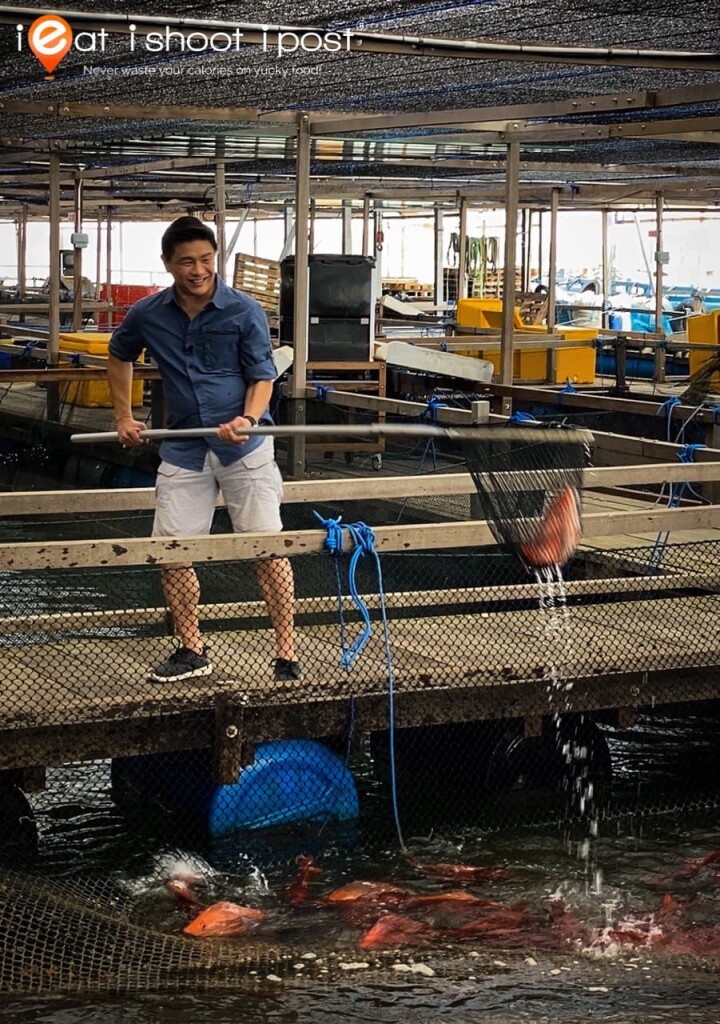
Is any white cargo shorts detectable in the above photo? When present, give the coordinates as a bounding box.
[152,438,283,537]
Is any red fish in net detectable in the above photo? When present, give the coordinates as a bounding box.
[182,901,267,938]
[518,485,582,569]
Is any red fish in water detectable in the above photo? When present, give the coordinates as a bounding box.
[406,854,510,883]
[674,850,720,880]
[404,891,504,931]
[325,880,412,906]
[454,904,537,938]
[183,900,267,938]
[359,913,439,950]
[285,855,324,905]
[518,485,581,569]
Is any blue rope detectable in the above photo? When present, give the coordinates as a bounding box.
[647,443,709,568]
[314,384,332,401]
[657,396,681,442]
[314,511,406,850]
[508,410,538,424]
[560,380,577,394]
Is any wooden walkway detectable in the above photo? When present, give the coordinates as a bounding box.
[3,582,720,774]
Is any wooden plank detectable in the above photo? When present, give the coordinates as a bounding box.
[487,383,720,428]
[2,504,720,570]
[6,462,720,516]
[2,593,719,746]
[5,662,720,771]
[9,569,716,636]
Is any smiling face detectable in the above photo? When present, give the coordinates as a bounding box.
[162,239,217,305]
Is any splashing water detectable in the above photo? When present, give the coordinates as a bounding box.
[534,563,601,879]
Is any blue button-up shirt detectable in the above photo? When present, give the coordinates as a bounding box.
[109,276,276,469]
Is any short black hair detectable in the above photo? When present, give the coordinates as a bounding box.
[161,216,217,260]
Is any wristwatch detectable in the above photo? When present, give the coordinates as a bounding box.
[243,414,257,428]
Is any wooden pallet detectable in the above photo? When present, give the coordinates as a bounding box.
[233,252,280,314]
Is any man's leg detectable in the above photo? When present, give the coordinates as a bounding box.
[150,458,217,680]
[255,557,296,661]
[161,564,203,655]
[217,442,298,670]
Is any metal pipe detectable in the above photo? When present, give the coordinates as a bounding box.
[70,424,593,444]
[547,187,559,334]
[500,141,520,411]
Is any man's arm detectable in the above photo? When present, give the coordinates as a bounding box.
[107,354,146,446]
[217,379,273,444]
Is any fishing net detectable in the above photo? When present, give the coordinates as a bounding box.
[682,349,720,405]
[456,426,593,568]
[0,868,304,994]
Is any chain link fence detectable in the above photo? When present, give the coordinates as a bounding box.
[2,409,720,992]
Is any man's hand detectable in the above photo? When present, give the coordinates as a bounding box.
[116,416,147,447]
[218,415,253,444]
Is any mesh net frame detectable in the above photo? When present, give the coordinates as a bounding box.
[455,425,593,565]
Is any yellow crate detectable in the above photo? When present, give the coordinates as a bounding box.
[455,306,597,383]
[59,332,144,409]
[688,312,720,380]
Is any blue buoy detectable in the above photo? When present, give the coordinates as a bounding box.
[112,740,359,837]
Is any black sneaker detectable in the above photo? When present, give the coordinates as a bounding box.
[150,646,212,682]
[273,658,302,682]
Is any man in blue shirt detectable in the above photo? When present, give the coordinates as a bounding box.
[107,216,299,684]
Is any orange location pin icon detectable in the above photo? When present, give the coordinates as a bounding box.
[28,14,73,80]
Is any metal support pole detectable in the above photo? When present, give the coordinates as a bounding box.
[283,199,294,244]
[434,204,444,307]
[520,208,527,292]
[457,198,468,302]
[288,112,311,479]
[547,187,559,335]
[601,208,610,330]
[224,208,248,280]
[47,151,61,420]
[499,142,520,414]
[537,209,543,286]
[309,197,316,254]
[341,199,352,255]
[373,204,383,298]
[105,205,112,325]
[654,191,666,384]
[72,171,84,332]
[17,205,27,301]
[362,195,371,257]
[95,208,102,300]
[215,137,227,279]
